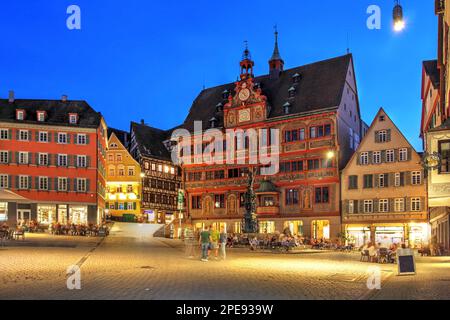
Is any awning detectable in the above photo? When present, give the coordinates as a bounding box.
[0,189,31,203]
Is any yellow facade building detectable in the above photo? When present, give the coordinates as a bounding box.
[341,108,428,248]
[105,132,142,221]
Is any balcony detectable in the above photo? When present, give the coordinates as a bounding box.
[256,206,280,215]
[436,0,445,14]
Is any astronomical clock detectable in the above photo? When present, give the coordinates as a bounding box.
[223,78,267,128]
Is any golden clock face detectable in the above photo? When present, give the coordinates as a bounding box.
[239,88,250,101]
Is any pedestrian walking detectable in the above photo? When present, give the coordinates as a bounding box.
[184,226,196,258]
[219,227,227,260]
[199,226,211,262]
[210,225,220,260]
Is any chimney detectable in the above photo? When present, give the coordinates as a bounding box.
[62,95,68,102]
[141,119,145,125]
[8,90,14,103]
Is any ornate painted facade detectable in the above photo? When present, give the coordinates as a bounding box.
[178,35,366,240]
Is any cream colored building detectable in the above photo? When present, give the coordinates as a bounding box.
[341,108,428,248]
[419,0,450,252]
[105,132,142,221]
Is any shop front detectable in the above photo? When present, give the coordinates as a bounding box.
[283,220,304,236]
[345,223,429,248]
[37,205,57,225]
[375,226,404,246]
[312,220,330,240]
[346,226,371,247]
[0,202,7,222]
[259,221,275,234]
[69,205,88,225]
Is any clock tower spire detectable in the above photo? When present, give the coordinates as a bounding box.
[240,41,254,80]
[269,26,284,79]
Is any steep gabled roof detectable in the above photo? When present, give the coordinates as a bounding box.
[0,98,102,128]
[182,54,352,132]
[343,107,422,173]
[423,60,440,89]
[130,121,171,160]
[108,127,129,147]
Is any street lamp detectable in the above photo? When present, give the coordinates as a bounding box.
[326,151,335,160]
[393,0,405,32]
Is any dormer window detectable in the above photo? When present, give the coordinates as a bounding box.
[288,86,296,98]
[379,115,385,122]
[292,73,301,83]
[69,113,78,125]
[16,110,25,121]
[222,90,229,100]
[209,117,218,128]
[283,102,291,114]
[37,111,46,122]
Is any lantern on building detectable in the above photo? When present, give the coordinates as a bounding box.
[393,0,405,32]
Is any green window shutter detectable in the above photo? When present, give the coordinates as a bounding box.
[384,173,389,187]
[400,172,405,186]
[29,152,33,165]
[407,148,412,161]
[67,134,71,144]
[86,179,90,192]
[124,202,128,210]
[133,202,137,210]
[420,197,425,211]
[386,129,392,142]
[48,178,52,190]
[374,175,379,188]
[356,153,360,165]
[354,200,359,214]
[74,178,78,192]
[15,176,19,189]
[54,133,58,143]
[35,131,39,141]
[48,132,52,142]
[16,130,19,140]
[74,134,78,144]
[393,149,397,162]
[15,152,19,164]
[87,156,91,168]
[381,150,386,163]
[373,199,379,213]
[368,151,373,164]
[389,173,394,187]
[8,129,12,140]
[35,153,39,165]
[374,131,379,143]
[54,178,59,191]
[28,176,32,189]
[405,171,411,185]
[67,178,71,191]
[115,202,119,210]
[389,199,394,213]
[405,197,411,212]
[8,152,12,164]
[35,177,39,190]
[86,135,90,145]
[8,175,12,188]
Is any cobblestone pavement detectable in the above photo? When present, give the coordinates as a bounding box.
[0,223,449,300]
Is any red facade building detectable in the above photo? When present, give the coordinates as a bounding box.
[0,93,107,226]
[178,35,367,240]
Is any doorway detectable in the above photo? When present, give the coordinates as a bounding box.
[17,209,31,224]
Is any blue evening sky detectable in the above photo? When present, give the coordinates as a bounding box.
[0,0,436,151]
